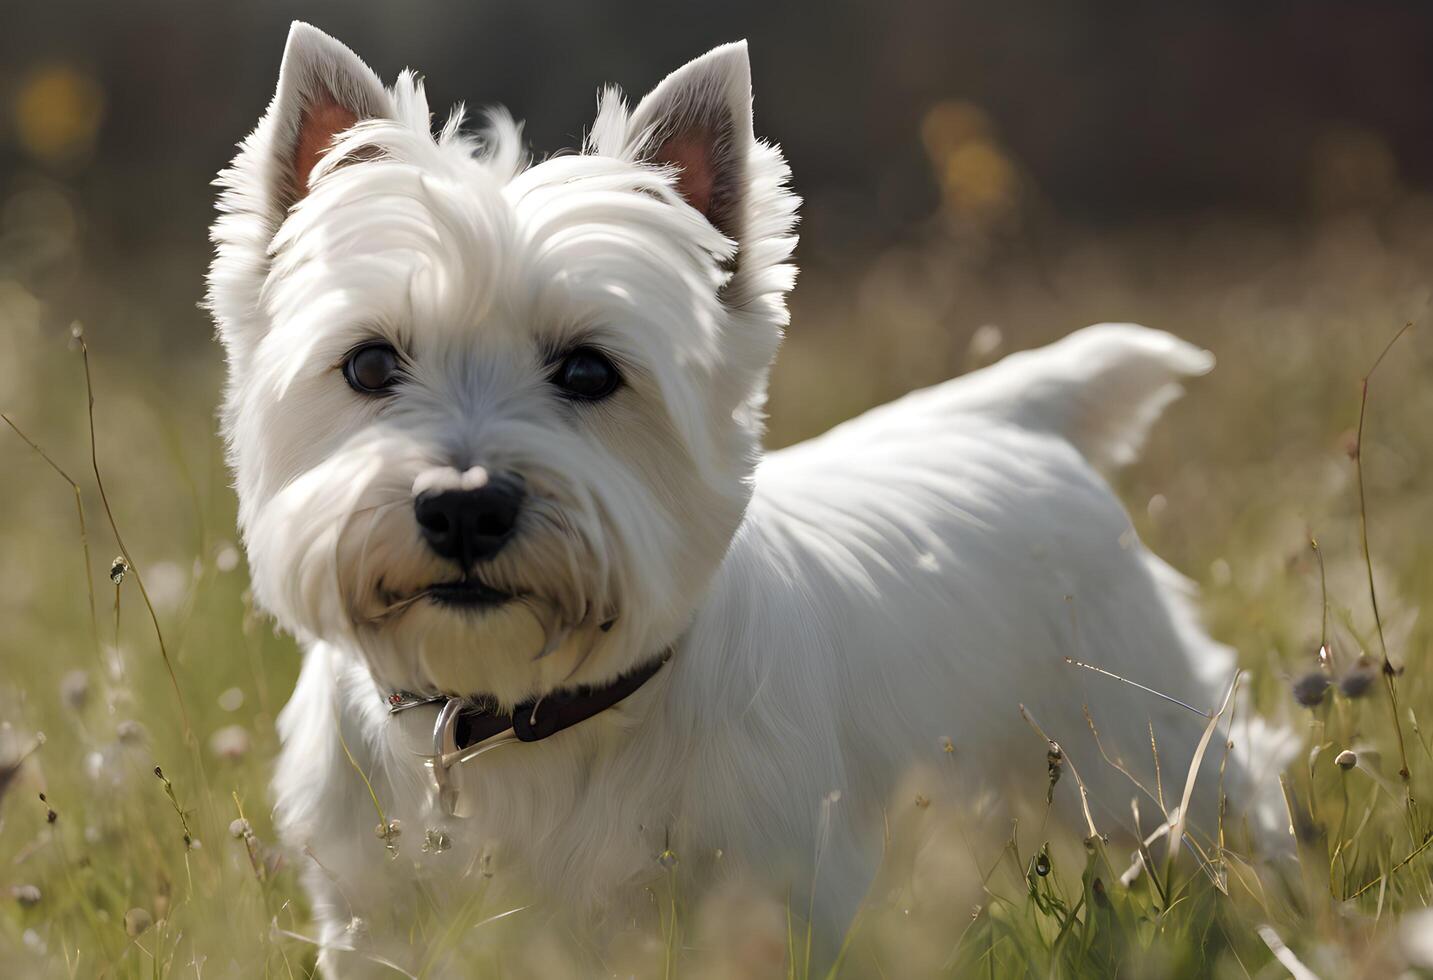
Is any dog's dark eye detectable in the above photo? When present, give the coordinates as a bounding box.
[343,343,401,395]
[551,347,621,401]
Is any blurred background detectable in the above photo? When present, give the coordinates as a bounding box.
[3,1,1433,413]
[3,3,1433,975]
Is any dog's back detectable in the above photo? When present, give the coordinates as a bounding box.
[668,324,1290,929]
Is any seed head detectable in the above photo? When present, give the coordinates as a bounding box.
[1291,671,1330,707]
[123,907,153,937]
[1045,741,1064,803]
[207,724,250,762]
[1339,663,1378,699]
[116,720,146,744]
[59,670,90,711]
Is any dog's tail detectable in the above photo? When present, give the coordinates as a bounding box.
[948,323,1214,471]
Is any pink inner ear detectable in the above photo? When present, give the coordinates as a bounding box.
[654,130,715,220]
[292,89,359,201]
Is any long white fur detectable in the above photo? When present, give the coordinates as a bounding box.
[209,24,1290,976]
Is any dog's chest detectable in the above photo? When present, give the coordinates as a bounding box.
[284,648,685,907]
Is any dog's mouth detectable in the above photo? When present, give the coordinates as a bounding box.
[363,574,528,626]
[423,578,514,609]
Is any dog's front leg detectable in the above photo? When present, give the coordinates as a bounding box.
[303,858,425,979]
[274,644,429,977]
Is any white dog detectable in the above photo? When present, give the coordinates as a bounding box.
[209,23,1286,975]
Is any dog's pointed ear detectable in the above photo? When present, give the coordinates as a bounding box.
[626,41,754,247]
[257,22,393,217]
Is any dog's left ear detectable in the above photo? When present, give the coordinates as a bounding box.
[626,42,754,248]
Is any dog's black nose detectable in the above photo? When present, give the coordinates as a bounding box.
[414,475,525,565]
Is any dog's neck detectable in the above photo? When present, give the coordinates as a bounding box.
[380,649,674,816]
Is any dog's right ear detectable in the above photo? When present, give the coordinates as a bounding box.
[209,23,394,368]
[241,22,393,224]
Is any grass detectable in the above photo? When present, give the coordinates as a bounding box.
[1,202,1432,977]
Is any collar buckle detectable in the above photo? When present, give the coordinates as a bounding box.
[426,698,518,818]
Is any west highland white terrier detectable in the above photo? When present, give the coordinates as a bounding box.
[209,23,1288,975]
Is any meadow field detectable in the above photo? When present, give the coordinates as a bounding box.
[2,186,1432,978]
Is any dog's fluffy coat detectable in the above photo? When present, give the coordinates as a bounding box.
[209,23,1286,975]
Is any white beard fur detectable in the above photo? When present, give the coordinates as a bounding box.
[211,24,1293,977]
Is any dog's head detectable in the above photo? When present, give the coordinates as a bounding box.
[209,24,798,703]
